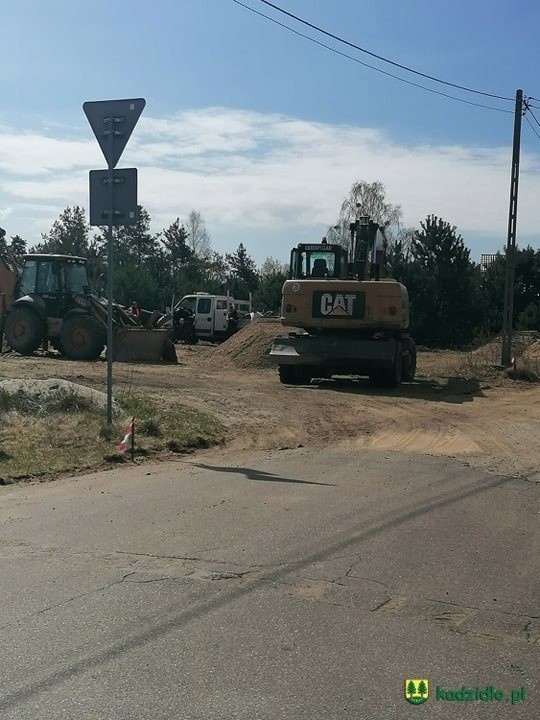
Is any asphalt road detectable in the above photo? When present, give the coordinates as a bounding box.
[0,447,538,719]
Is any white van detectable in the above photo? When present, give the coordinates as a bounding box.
[176,292,251,341]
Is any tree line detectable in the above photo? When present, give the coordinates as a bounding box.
[329,181,540,346]
[0,208,288,313]
[2,182,539,347]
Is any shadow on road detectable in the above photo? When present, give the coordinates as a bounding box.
[310,375,484,404]
[190,462,335,487]
[0,466,509,712]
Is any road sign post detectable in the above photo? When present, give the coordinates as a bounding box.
[107,134,114,426]
[84,98,145,424]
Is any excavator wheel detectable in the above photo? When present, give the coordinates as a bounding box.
[370,343,402,388]
[401,338,417,382]
[4,306,44,355]
[60,315,105,361]
[278,365,312,385]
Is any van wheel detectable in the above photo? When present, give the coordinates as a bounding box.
[161,340,178,363]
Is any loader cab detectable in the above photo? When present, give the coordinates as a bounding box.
[19,255,90,298]
[18,254,90,320]
[290,243,349,281]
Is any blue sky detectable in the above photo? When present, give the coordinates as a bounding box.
[1,0,539,264]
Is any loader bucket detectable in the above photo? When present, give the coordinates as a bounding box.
[112,327,176,363]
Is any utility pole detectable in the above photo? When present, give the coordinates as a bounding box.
[501,89,524,366]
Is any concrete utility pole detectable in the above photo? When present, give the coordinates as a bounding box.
[501,89,523,367]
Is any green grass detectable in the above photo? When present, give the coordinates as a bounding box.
[119,392,225,454]
[0,388,225,485]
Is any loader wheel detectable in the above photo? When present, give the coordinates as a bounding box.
[60,316,105,361]
[4,307,44,355]
[402,339,417,382]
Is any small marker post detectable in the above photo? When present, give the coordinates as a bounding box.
[130,417,135,462]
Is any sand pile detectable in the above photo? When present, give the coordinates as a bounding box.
[204,318,292,369]
[523,339,540,361]
[0,378,116,413]
[471,331,540,362]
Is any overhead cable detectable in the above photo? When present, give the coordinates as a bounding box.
[524,114,540,142]
[257,0,514,101]
[231,0,513,114]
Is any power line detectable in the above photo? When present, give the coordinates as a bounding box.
[526,104,540,130]
[524,114,540,142]
[231,0,512,114]
[257,0,514,102]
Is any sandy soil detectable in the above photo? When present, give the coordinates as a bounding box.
[1,333,539,482]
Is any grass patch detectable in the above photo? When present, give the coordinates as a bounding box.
[0,387,95,416]
[120,392,225,454]
[0,387,225,485]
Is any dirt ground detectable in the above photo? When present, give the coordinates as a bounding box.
[1,323,540,482]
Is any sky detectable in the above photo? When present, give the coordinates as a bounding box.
[0,0,539,265]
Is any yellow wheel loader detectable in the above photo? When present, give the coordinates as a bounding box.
[269,216,416,386]
[0,253,175,363]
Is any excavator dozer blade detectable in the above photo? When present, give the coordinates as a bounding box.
[112,327,176,363]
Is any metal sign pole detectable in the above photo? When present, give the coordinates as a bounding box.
[106,130,114,425]
[83,98,145,426]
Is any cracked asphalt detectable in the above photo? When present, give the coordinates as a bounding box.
[0,447,538,719]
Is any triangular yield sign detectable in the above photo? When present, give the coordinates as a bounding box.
[83,98,145,169]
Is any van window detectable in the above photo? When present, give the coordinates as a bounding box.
[216,300,227,310]
[179,297,196,313]
[197,298,212,314]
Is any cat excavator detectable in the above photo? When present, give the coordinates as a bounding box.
[269,216,416,386]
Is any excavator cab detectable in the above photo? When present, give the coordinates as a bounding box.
[290,241,349,280]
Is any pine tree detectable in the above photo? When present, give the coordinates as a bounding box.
[226,243,259,297]
[9,234,27,261]
[37,206,90,256]
[0,226,7,261]
[162,218,193,275]
[407,215,482,346]
[407,680,417,696]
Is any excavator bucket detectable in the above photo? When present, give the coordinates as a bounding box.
[112,327,176,363]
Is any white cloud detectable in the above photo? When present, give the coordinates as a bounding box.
[0,106,538,259]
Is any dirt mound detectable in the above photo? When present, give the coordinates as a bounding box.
[471,331,540,363]
[523,339,540,361]
[204,318,290,369]
[0,378,116,413]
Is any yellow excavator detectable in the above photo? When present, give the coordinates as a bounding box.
[269,216,416,386]
[0,253,175,362]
